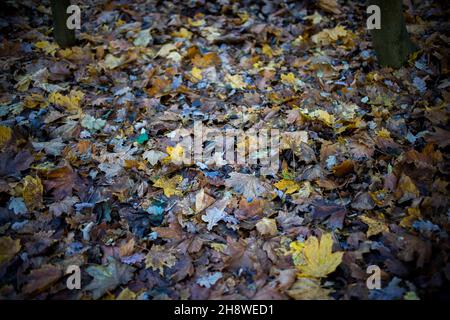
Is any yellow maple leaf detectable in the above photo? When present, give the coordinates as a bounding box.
[274,179,300,194]
[296,233,343,279]
[22,175,43,211]
[224,74,247,90]
[153,175,183,197]
[0,125,12,148]
[360,214,389,237]
[165,144,185,165]
[48,90,84,114]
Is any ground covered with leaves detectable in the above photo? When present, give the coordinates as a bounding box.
[0,0,449,300]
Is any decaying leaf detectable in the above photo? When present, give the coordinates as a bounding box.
[22,175,43,210]
[287,277,334,300]
[22,265,62,295]
[256,218,278,236]
[0,236,21,265]
[225,172,267,200]
[145,245,177,275]
[85,258,135,299]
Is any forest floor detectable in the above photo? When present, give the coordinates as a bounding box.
[0,0,449,300]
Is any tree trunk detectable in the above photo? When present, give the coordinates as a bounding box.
[50,0,76,48]
[370,0,416,68]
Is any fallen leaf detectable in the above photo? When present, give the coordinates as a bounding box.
[395,174,420,203]
[225,172,267,200]
[360,214,389,237]
[116,287,137,300]
[274,179,300,194]
[287,277,334,300]
[256,218,278,236]
[22,175,43,210]
[196,272,222,288]
[224,74,246,89]
[195,188,215,213]
[48,90,84,114]
[48,196,79,216]
[165,144,186,165]
[8,197,27,215]
[318,0,342,15]
[22,265,62,295]
[0,236,21,265]
[145,245,177,275]
[143,150,167,165]
[311,25,354,47]
[153,175,183,197]
[0,125,12,148]
[296,233,343,278]
[85,258,135,299]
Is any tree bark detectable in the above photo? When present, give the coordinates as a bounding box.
[370,0,416,68]
[50,0,76,48]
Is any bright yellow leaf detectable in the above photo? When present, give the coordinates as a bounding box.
[153,175,183,197]
[274,179,300,194]
[48,90,84,114]
[296,233,343,279]
[165,144,185,165]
